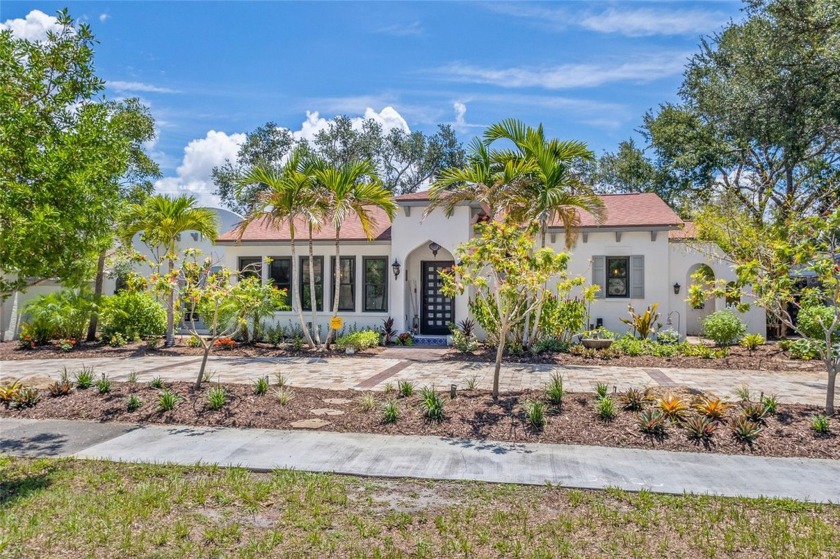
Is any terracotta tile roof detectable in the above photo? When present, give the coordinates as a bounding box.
[551,193,683,229]
[217,206,392,243]
[668,220,697,240]
[393,191,433,201]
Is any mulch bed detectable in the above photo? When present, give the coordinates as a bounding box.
[0,339,822,372]
[3,381,836,460]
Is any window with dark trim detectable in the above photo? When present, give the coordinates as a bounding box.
[300,256,324,311]
[606,257,629,298]
[268,257,292,297]
[238,257,262,280]
[363,257,387,312]
[330,256,355,312]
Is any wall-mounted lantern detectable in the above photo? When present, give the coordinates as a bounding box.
[392,259,401,280]
[673,282,681,295]
[428,242,441,257]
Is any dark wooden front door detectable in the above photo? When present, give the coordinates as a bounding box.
[421,261,455,335]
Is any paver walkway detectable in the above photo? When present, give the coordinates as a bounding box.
[1,352,835,405]
[2,418,838,503]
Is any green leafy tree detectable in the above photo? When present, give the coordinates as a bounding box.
[0,10,160,301]
[308,159,397,347]
[441,220,573,399]
[230,275,288,343]
[121,195,219,347]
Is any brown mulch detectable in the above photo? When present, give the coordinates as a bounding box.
[3,381,836,460]
[447,343,823,372]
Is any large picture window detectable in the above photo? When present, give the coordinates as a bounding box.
[299,256,323,311]
[606,257,629,298]
[268,257,292,296]
[363,257,387,312]
[330,256,355,312]
[238,257,262,280]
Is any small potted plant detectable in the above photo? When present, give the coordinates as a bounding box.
[580,327,615,349]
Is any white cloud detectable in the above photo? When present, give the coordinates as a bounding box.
[108,81,178,94]
[451,101,485,133]
[433,54,688,90]
[0,9,62,42]
[154,131,246,207]
[98,13,110,23]
[376,21,423,37]
[155,108,411,207]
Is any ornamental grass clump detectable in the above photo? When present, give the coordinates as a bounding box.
[596,396,617,421]
[524,400,546,430]
[382,401,399,424]
[545,374,565,406]
[595,383,609,400]
[207,386,226,410]
[74,366,95,389]
[398,380,414,398]
[810,414,830,435]
[420,386,445,421]
[157,389,179,412]
[127,394,142,411]
[359,393,376,413]
[95,374,112,394]
[253,376,269,396]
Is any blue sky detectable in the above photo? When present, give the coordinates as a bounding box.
[1,1,745,207]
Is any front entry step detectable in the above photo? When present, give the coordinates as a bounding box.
[413,335,450,347]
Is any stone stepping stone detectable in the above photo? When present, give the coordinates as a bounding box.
[310,408,345,416]
[322,398,352,405]
[290,418,332,429]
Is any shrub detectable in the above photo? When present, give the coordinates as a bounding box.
[395,332,414,346]
[638,410,667,435]
[685,417,717,442]
[95,374,112,394]
[622,388,650,411]
[658,393,688,420]
[127,394,142,411]
[11,387,40,409]
[74,366,95,389]
[146,336,162,349]
[451,330,479,353]
[149,376,165,389]
[382,401,399,423]
[731,416,762,443]
[524,400,546,430]
[108,332,128,347]
[398,380,414,398]
[187,335,203,348]
[207,386,226,410]
[595,383,609,400]
[157,389,178,411]
[694,397,729,421]
[213,337,236,350]
[796,305,840,343]
[359,393,376,412]
[785,338,820,360]
[810,414,831,434]
[336,330,380,351]
[420,387,445,421]
[596,396,617,421]
[739,333,765,353]
[656,329,680,345]
[545,374,565,406]
[530,337,570,355]
[539,294,587,344]
[701,311,746,346]
[253,376,269,396]
[100,291,166,342]
[20,290,93,342]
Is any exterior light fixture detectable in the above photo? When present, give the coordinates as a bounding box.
[428,242,441,257]
[673,282,681,295]
[392,259,401,280]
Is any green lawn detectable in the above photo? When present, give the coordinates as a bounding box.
[1,456,838,558]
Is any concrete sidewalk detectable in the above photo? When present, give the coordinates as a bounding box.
[2,353,835,406]
[2,418,838,503]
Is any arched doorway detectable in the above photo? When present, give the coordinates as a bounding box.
[686,264,715,336]
[404,240,456,335]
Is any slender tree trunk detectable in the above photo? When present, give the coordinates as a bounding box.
[825,368,836,416]
[86,250,107,341]
[291,235,316,349]
[493,323,508,400]
[195,342,211,391]
[165,256,176,347]
[326,228,342,348]
[308,226,321,347]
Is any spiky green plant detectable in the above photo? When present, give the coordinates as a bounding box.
[382,401,399,424]
[207,386,226,410]
[524,400,546,430]
[596,396,617,421]
[545,374,565,406]
[253,376,269,396]
[157,389,178,412]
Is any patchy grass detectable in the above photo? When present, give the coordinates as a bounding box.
[1,457,839,558]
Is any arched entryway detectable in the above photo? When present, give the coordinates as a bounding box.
[686,263,715,336]
[404,240,456,335]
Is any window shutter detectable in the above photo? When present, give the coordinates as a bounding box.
[592,256,606,299]
[630,255,645,299]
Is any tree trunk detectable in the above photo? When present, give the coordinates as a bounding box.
[493,323,509,400]
[825,368,836,416]
[195,342,211,391]
[290,235,316,349]
[86,250,107,341]
[308,227,321,347]
[326,228,342,348]
[165,257,176,347]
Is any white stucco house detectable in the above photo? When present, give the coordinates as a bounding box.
[217,192,766,341]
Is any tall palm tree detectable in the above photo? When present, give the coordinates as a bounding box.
[121,194,219,347]
[425,138,531,220]
[484,118,605,247]
[309,159,397,347]
[234,151,320,349]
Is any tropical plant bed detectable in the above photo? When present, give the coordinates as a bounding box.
[444,343,823,372]
[0,340,384,361]
[2,381,836,460]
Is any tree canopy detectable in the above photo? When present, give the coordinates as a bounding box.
[0,9,159,298]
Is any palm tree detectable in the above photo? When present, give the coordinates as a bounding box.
[234,151,320,349]
[484,118,605,247]
[121,194,219,347]
[425,138,531,220]
[309,159,397,347]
